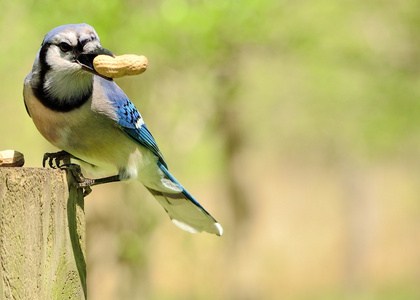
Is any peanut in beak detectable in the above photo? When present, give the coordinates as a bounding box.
[93,54,148,78]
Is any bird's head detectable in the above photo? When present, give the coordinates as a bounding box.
[38,23,114,80]
[29,24,115,110]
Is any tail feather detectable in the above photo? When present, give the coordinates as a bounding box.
[147,162,223,236]
[147,188,222,235]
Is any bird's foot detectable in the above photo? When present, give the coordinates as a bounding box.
[43,150,73,168]
[43,152,121,196]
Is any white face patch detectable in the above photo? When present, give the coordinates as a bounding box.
[42,31,102,104]
[43,51,92,102]
[46,45,78,69]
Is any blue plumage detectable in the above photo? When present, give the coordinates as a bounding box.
[116,99,141,128]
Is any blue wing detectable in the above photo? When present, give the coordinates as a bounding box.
[100,78,167,167]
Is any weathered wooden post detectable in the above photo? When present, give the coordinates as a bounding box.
[0,167,86,299]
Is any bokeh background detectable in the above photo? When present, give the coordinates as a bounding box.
[1,0,420,299]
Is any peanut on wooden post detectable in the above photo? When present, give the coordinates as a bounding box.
[0,150,25,167]
[93,54,148,78]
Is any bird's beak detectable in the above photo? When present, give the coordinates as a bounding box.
[77,47,114,80]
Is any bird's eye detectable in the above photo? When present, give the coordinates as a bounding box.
[59,42,72,52]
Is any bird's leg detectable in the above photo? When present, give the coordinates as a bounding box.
[65,164,120,196]
[89,175,121,187]
[43,150,73,168]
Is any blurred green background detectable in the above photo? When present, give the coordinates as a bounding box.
[1,0,420,299]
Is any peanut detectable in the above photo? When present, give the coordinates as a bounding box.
[93,54,148,78]
[0,150,25,167]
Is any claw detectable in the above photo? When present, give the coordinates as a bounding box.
[42,154,48,168]
[49,156,55,168]
[43,151,72,168]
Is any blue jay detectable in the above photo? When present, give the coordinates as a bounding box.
[23,24,223,236]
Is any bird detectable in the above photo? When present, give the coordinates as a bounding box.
[23,23,223,236]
